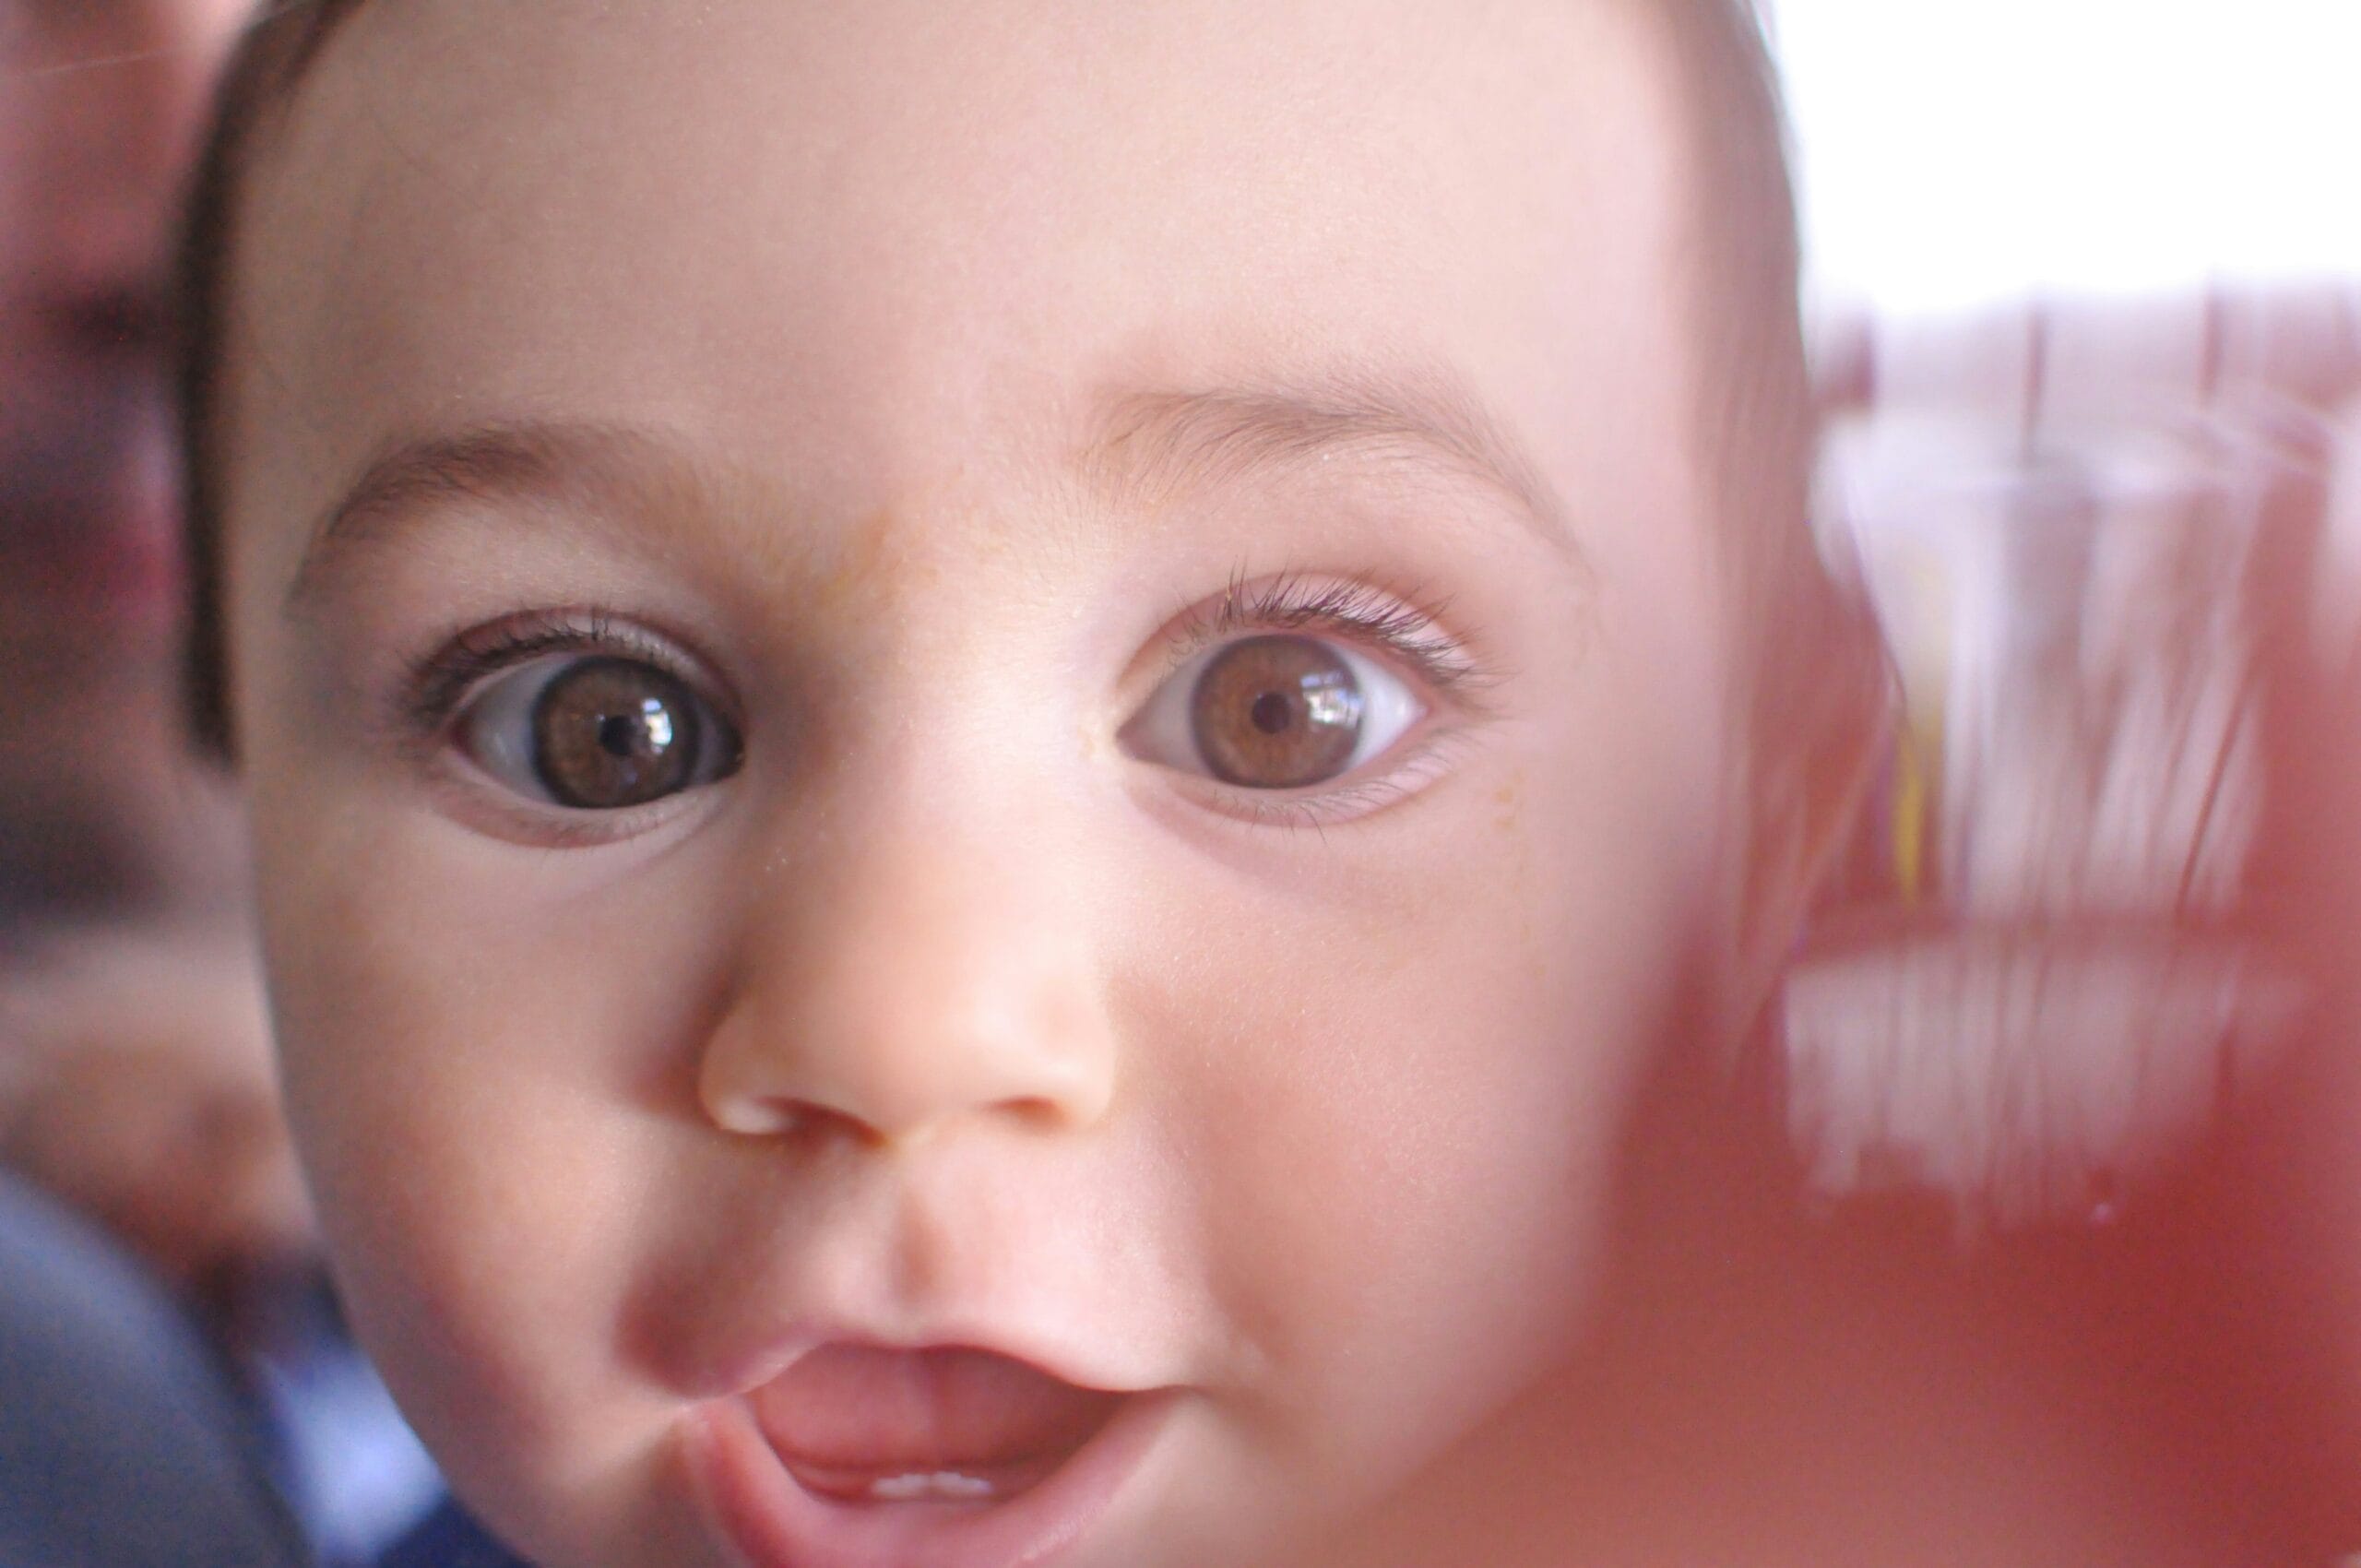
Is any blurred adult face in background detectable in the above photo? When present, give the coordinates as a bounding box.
[0,0,247,919]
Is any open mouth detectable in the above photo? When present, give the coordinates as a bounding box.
[695,1342,1171,1568]
[755,1345,1125,1507]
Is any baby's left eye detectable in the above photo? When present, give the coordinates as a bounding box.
[451,653,743,811]
[1121,634,1426,790]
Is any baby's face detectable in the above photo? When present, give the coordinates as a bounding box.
[220,2,1735,1563]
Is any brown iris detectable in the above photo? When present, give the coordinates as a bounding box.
[530,657,706,809]
[1190,635,1364,788]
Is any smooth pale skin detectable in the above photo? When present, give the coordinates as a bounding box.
[218,2,1745,1563]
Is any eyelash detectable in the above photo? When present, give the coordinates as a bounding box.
[397,607,712,749]
[1161,567,1492,704]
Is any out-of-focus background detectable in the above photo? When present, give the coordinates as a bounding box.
[1772,0,2361,1232]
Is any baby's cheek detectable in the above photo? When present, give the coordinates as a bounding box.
[255,797,724,1563]
[1137,744,1705,1498]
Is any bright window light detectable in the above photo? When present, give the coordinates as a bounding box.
[1775,0,2361,313]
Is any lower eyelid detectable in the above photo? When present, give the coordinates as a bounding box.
[451,788,616,845]
[421,742,727,849]
[1180,724,1471,830]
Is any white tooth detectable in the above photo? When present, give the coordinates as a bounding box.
[929,1472,995,1500]
[868,1471,997,1503]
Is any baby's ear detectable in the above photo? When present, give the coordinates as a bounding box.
[1721,558,1897,1049]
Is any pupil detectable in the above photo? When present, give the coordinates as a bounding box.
[1251,691,1293,734]
[598,713,643,757]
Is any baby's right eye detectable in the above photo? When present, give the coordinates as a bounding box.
[452,653,744,811]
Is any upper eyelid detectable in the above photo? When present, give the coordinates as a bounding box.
[1155,578,1501,721]
[400,612,734,739]
[1165,576,1465,662]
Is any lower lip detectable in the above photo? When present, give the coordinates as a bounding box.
[688,1386,1177,1568]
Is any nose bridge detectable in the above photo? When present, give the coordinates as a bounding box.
[696,763,1115,1147]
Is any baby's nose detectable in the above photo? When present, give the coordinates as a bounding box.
[694,823,1117,1149]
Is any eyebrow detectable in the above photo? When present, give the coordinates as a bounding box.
[1082,363,1576,550]
[290,364,1574,610]
[287,421,706,612]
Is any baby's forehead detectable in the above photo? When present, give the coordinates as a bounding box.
[305,0,1698,193]
[237,0,1711,527]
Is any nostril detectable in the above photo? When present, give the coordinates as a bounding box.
[995,1092,1086,1134]
[706,1093,890,1149]
[694,962,1116,1146]
[708,1095,804,1138]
